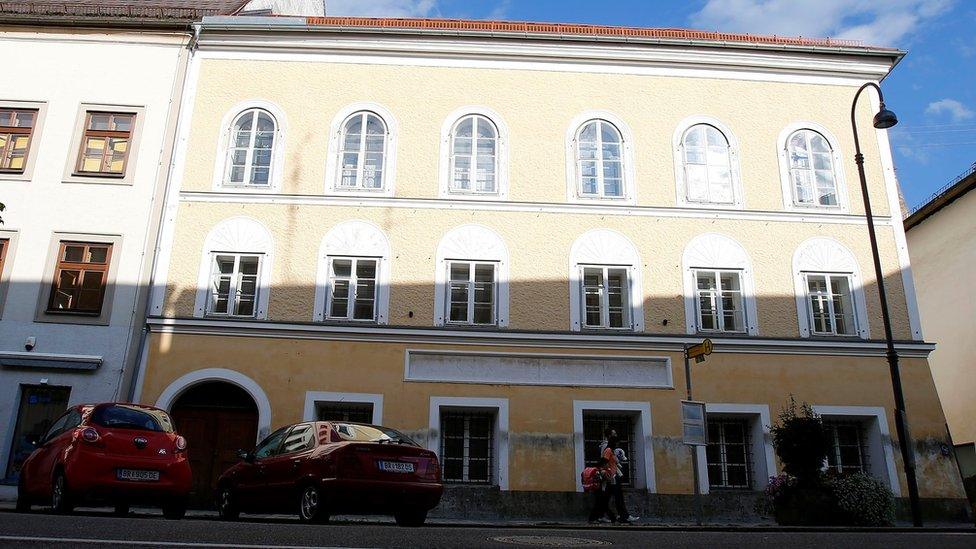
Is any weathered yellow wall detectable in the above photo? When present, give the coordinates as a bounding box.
[141,332,963,498]
[908,188,976,447]
[162,202,912,339]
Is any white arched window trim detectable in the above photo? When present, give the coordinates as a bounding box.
[211,99,287,192]
[681,233,759,335]
[438,106,509,201]
[193,216,274,320]
[792,237,870,339]
[564,110,637,205]
[313,220,392,324]
[568,229,644,332]
[777,121,849,213]
[433,224,510,327]
[324,102,399,198]
[155,368,273,442]
[672,115,744,209]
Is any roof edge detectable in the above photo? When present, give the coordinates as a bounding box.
[904,163,976,230]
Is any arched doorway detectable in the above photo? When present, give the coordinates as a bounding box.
[171,381,258,508]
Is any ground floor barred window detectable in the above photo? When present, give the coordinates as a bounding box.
[824,420,869,475]
[440,410,494,484]
[316,402,374,424]
[706,418,752,489]
[582,412,635,485]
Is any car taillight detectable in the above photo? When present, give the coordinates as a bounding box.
[81,427,100,443]
[175,435,187,453]
[420,459,440,481]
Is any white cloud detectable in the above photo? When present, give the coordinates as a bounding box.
[925,98,975,121]
[326,0,438,18]
[689,0,954,47]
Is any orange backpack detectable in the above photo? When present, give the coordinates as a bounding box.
[581,466,602,492]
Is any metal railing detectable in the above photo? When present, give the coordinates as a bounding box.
[907,161,976,218]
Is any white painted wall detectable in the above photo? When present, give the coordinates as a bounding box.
[0,29,187,477]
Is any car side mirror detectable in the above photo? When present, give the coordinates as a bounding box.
[237,449,254,463]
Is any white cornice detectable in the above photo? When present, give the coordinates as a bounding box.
[147,317,934,358]
[179,190,892,227]
[193,35,895,84]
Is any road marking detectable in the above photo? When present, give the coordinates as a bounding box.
[0,536,363,549]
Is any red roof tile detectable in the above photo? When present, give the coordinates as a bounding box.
[303,16,896,51]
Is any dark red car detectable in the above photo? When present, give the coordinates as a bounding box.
[16,403,192,519]
[216,421,442,525]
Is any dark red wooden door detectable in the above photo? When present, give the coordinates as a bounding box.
[173,407,257,508]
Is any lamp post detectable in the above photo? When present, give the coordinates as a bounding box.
[850,82,922,527]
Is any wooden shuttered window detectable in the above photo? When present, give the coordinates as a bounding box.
[47,241,113,315]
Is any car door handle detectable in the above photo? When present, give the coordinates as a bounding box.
[292,459,301,469]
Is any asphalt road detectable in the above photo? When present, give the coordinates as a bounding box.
[1,509,975,548]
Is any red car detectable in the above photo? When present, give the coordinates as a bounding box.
[216,421,442,526]
[16,403,191,519]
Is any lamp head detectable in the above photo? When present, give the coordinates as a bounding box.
[873,103,898,129]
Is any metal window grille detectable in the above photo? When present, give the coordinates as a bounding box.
[706,418,753,489]
[441,411,494,484]
[582,413,635,486]
[316,403,374,424]
[824,420,870,475]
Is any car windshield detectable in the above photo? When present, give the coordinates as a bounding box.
[332,423,417,446]
[91,405,174,433]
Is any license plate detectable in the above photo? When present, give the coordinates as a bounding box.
[117,469,160,482]
[377,461,415,473]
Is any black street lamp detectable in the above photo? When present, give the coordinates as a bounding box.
[850,82,922,527]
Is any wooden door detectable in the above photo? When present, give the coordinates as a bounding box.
[173,407,257,508]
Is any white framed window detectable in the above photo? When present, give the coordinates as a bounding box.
[777,122,848,212]
[573,400,655,492]
[445,260,497,326]
[803,273,857,336]
[694,404,777,494]
[580,265,631,330]
[811,406,900,495]
[207,253,262,318]
[212,101,286,192]
[824,420,869,475]
[434,225,509,327]
[302,391,383,424]
[450,115,497,194]
[565,111,636,205]
[679,123,736,205]
[225,108,276,187]
[325,103,398,197]
[694,270,746,333]
[325,257,378,322]
[194,217,274,320]
[428,397,510,490]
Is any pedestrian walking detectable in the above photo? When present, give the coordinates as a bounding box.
[585,456,614,523]
[603,432,639,524]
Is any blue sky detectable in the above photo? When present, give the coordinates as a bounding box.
[329,0,976,210]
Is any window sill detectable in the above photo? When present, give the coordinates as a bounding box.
[62,173,132,186]
[0,171,31,182]
[35,310,109,326]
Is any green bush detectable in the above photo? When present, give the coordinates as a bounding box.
[827,472,896,526]
[770,397,829,486]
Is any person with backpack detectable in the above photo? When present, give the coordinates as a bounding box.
[600,429,639,524]
[584,456,615,523]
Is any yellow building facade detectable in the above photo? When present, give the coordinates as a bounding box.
[134,17,967,518]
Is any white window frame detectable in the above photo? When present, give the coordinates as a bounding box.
[811,405,901,495]
[564,110,636,205]
[573,400,655,492]
[792,237,869,339]
[569,229,643,332]
[777,121,848,213]
[194,217,274,320]
[313,220,392,324]
[672,115,743,209]
[302,391,383,424]
[324,256,380,322]
[434,225,509,327]
[439,106,509,200]
[205,253,262,318]
[694,403,776,494]
[324,102,398,198]
[444,260,498,326]
[802,272,859,337]
[212,100,286,192]
[428,396,509,490]
[578,264,632,330]
[693,269,747,334]
[682,233,759,336]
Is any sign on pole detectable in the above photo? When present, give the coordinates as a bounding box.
[686,338,713,363]
[681,400,707,446]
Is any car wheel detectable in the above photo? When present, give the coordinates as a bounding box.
[114,502,130,516]
[162,499,187,520]
[15,477,30,513]
[394,508,428,527]
[217,486,240,521]
[298,485,329,524]
[51,471,73,515]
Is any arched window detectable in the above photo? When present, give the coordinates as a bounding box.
[681,233,759,335]
[336,111,388,191]
[434,224,509,327]
[449,114,498,194]
[225,108,277,187]
[194,217,274,320]
[574,119,624,199]
[786,129,839,207]
[568,229,643,332]
[313,220,392,324]
[792,238,869,338]
[681,124,734,204]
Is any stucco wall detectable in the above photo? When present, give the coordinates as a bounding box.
[908,188,976,446]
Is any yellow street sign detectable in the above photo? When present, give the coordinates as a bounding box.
[686,339,713,360]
